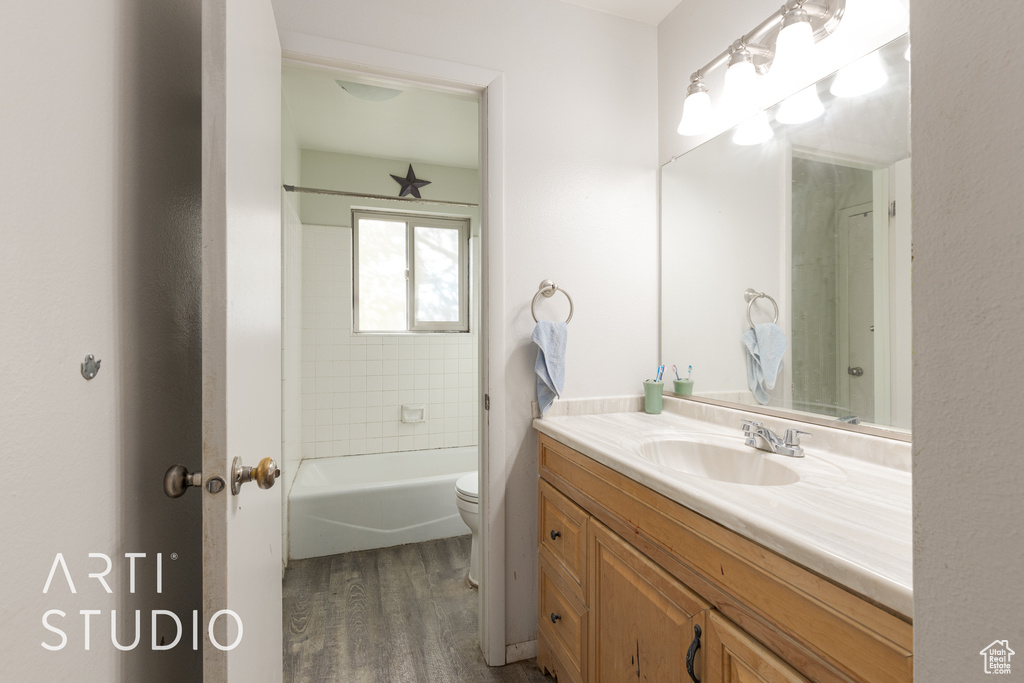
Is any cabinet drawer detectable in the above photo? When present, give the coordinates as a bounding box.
[708,610,808,683]
[538,552,588,683]
[539,478,588,595]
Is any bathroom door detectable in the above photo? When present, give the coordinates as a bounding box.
[200,0,283,681]
[837,204,875,423]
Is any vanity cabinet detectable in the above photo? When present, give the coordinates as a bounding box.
[536,434,913,683]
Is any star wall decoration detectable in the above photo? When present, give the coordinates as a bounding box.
[390,164,432,198]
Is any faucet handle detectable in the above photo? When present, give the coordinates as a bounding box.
[741,419,763,432]
[783,428,812,446]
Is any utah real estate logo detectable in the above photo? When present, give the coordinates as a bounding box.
[980,640,1014,675]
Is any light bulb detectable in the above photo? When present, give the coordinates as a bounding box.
[678,81,713,136]
[773,9,814,80]
[775,85,824,125]
[830,50,888,98]
[732,111,774,146]
[723,48,760,119]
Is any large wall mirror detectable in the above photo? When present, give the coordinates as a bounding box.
[661,34,911,435]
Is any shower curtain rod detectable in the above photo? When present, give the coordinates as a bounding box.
[283,184,479,208]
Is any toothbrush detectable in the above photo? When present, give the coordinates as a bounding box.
[688,365,693,381]
[655,365,664,382]
[673,365,681,381]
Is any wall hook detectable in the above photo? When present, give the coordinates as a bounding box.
[81,354,101,380]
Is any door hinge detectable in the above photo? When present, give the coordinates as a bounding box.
[889,200,896,218]
[484,394,490,411]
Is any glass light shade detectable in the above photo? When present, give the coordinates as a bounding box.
[723,53,760,118]
[732,111,774,146]
[830,51,888,98]
[678,87,713,136]
[776,85,824,125]
[773,11,814,78]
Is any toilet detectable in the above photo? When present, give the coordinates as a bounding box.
[455,472,480,587]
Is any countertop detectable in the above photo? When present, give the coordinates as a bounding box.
[533,399,913,618]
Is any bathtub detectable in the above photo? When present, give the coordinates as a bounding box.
[288,446,477,560]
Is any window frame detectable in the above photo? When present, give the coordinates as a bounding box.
[352,209,470,334]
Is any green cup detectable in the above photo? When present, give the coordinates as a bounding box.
[643,380,664,414]
[673,379,694,396]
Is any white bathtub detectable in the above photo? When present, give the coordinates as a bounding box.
[288,446,477,560]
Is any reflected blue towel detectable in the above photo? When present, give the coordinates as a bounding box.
[533,321,567,416]
[743,323,788,405]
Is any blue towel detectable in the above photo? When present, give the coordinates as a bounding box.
[532,321,567,416]
[742,323,787,405]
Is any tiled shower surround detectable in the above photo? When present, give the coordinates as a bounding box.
[300,224,479,459]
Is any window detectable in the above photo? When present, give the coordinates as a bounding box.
[353,210,470,333]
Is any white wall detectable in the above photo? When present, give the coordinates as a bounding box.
[300,222,479,460]
[1,1,202,680]
[271,0,660,646]
[911,1,1024,679]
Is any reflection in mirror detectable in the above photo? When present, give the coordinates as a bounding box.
[661,35,911,433]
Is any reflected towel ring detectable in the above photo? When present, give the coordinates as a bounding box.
[532,279,574,324]
[744,288,779,327]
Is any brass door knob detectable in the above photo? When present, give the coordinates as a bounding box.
[231,456,280,495]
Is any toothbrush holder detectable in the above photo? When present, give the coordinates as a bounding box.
[673,379,694,396]
[643,380,664,414]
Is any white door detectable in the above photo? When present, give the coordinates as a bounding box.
[201,0,283,681]
[837,204,875,422]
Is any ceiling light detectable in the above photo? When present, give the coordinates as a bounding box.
[723,47,760,118]
[776,84,824,124]
[336,80,403,102]
[733,111,774,146]
[678,80,713,136]
[829,51,888,98]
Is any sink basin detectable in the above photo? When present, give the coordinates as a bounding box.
[636,435,800,486]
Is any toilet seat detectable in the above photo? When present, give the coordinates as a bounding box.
[455,472,478,502]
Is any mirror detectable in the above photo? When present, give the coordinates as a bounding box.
[661,35,911,433]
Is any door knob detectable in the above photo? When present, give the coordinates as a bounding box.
[848,366,864,377]
[231,456,280,495]
[163,465,202,498]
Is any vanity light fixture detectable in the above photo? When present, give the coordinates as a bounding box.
[678,79,713,136]
[829,50,888,97]
[676,0,845,137]
[773,7,815,79]
[722,46,762,119]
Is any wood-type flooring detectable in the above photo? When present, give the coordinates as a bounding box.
[283,535,551,682]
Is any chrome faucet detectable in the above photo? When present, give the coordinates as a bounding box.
[741,420,811,458]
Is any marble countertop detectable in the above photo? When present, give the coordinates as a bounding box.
[533,398,913,618]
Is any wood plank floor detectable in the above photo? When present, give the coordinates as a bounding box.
[284,535,551,682]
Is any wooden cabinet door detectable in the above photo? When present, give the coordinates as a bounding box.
[706,611,808,683]
[588,520,709,683]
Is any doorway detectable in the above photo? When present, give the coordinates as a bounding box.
[277,61,501,679]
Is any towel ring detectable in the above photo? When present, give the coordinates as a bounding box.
[532,279,574,324]
[744,288,778,327]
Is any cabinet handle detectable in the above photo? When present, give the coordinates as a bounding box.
[550,530,561,540]
[685,624,702,683]
[550,612,561,624]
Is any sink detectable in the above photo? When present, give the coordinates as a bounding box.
[636,435,800,486]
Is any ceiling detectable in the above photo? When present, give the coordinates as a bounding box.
[282,65,480,169]
[557,0,682,24]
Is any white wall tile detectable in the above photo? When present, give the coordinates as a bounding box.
[299,219,478,462]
